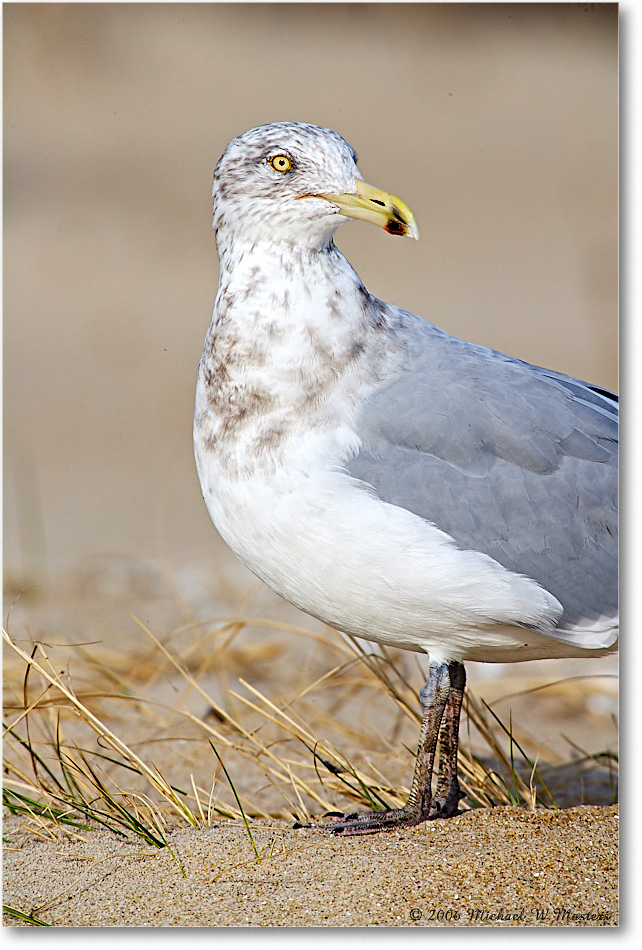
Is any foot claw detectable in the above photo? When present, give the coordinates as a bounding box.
[429,791,465,819]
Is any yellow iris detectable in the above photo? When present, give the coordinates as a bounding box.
[270,154,292,172]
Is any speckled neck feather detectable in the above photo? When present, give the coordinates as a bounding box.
[195,237,406,477]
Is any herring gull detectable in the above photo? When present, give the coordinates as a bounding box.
[194,122,618,834]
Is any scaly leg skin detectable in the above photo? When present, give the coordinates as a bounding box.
[431,661,467,818]
[328,659,465,835]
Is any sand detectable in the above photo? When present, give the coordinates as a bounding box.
[2,554,619,930]
[3,806,617,928]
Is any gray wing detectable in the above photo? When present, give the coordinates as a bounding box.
[347,315,618,635]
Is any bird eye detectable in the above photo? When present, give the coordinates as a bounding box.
[270,154,293,172]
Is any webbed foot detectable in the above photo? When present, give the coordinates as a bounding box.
[326,804,430,836]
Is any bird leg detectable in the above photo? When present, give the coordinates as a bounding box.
[432,660,467,817]
[328,659,465,835]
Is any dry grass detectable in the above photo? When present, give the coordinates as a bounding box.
[3,599,618,862]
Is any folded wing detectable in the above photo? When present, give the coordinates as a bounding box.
[347,312,618,646]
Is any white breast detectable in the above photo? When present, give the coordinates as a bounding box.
[194,417,575,664]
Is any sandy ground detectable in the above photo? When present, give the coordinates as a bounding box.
[3,807,618,928]
[2,557,619,930]
[3,4,619,932]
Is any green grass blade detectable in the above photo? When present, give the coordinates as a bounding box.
[209,741,261,864]
[2,787,92,831]
[482,700,558,808]
[3,904,51,926]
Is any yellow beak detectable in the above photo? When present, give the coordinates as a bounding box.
[315,178,419,240]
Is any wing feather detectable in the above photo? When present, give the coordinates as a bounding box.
[347,314,618,634]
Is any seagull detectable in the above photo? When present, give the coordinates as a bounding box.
[194,122,618,835]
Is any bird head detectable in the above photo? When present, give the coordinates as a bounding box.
[212,121,419,251]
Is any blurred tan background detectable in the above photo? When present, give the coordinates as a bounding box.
[4,2,617,595]
[3,5,619,809]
